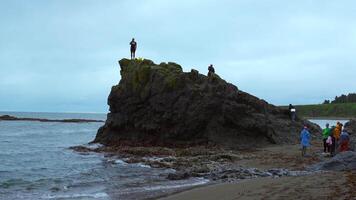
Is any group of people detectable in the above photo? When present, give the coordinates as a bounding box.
[322,122,350,156]
[299,122,351,157]
[130,38,217,77]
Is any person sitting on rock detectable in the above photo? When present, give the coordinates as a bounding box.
[130,38,137,59]
[300,125,311,157]
[339,129,350,152]
[207,64,215,77]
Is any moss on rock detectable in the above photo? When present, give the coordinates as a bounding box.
[118,58,186,93]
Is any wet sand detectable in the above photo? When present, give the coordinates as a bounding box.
[160,171,356,200]
[159,142,356,200]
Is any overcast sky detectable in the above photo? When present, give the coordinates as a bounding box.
[1,0,355,113]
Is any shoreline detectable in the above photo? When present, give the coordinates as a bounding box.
[306,117,352,120]
[73,142,343,199]
[0,115,104,123]
[158,171,356,200]
[149,181,215,200]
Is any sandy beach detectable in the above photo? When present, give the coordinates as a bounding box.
[160,171,356,200]
[159,142,356,200]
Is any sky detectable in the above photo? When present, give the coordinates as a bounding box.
[1,0,356,113]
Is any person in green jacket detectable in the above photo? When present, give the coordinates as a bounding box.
[322,123,331,153]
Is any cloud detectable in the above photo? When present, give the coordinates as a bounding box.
[0,0,356,112]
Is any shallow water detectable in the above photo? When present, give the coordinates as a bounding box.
[0,112,207,200]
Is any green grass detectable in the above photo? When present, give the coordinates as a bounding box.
[283,103,356,118]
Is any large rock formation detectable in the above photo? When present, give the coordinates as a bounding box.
[93,59,320,149]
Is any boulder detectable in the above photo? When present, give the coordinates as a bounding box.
[93,58,320,149]
[310,151,356,171]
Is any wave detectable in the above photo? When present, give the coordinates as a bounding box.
[42,192,108,199]
[107,158,151,169]
[82,143,104,150]
[141,178,209,191]
[113,159,127,165]
[132,163,151,168]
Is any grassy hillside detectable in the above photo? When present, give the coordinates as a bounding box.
[282,103,356,118]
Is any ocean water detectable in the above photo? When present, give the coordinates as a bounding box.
[309,119,349,129]
[0,112,208,200]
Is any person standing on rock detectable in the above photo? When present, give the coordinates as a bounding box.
[334,122,342,152]
[208,64,215,77]
[289,104,296,121]
[326,130,336,156]
[322,123,331,153]
[300,126,310,157]
[339,129,350,152]
[334,122,342,141]
[130,38,137,59]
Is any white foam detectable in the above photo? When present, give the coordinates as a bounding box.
[43,192,108,199]
[142,178,209,191]
[84,143,103,150]
[134,163,151,168]
[114,159,128,165]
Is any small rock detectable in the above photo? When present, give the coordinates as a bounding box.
[167,172,190,180]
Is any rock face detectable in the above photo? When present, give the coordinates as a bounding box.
[310,151,356,171]
[344,119,356,151]
[94,58,320,149]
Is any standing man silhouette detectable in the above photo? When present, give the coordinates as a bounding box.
[130,38,137,59]
[208,64,215,77]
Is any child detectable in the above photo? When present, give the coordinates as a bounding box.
[326,132,336,156]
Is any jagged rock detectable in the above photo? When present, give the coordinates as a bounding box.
[93,58,320,149]
[310,151,356,171]
[344,120,356,134]
[167,172,190,180]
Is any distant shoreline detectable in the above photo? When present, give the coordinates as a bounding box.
[280,103,356,119]
[0,115,104,123]
[0,110,106,115]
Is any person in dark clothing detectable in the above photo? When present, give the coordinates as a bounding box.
[208,64,215,77]
[130,38,137,59]
[289,104,296,121]
[327,130,336,157]
[340,129,350,152]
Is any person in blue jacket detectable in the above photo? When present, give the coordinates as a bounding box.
[300,125,311,157]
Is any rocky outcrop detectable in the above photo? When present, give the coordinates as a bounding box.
[344,119,356,135]
[93,58,320,149]
[344,119,356,151]
[310,151,356,171]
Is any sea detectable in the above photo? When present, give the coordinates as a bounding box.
[0,112,208,200]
